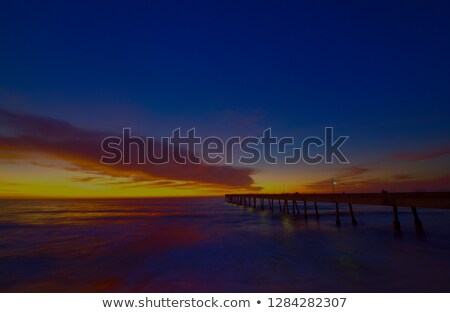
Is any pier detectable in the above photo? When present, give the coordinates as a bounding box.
[224,192,450,231]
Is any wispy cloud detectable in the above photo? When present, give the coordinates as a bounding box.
[392,174,412,181]
[394,146,450,162]
[0,109,261,192]
[303,166,369,192]
[305,166,450,193]
[335,166,369,179]
[69,176,102,183]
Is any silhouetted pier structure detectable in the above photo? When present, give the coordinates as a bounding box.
[224,192,450,232]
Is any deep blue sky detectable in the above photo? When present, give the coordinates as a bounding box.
[1,0,450,158]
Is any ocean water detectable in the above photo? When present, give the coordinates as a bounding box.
[0,197,449,292]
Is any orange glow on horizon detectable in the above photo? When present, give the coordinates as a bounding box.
[1,151,449,199]
[0,158,259,198]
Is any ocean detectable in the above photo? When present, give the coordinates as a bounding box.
[0,197,449,292]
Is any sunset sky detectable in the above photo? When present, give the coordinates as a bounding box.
[1,0,450,198]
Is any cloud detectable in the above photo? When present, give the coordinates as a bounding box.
[0,180,25,187]
[303,166,369,192]
[392,174,412,181]
[394,146,450,162]
[69,176,102,183]
[0,109,260,191]
[305,168,450,193]
[335,166,369,179]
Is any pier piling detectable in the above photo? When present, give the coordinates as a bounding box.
[293,200,298,214]
[411,206,423,229]
[335,202,341,225]
[348,203,357,225]
[392,205,401,232]
[225,192,450,231]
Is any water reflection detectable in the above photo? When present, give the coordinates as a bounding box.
[0,198,449,292]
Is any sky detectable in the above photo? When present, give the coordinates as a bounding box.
[1,0,450,197]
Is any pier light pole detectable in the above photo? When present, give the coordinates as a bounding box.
[331,178,336,195]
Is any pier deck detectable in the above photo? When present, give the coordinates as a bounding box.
[224,192,450,231]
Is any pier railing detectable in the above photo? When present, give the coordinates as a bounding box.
[224,192,450,231]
